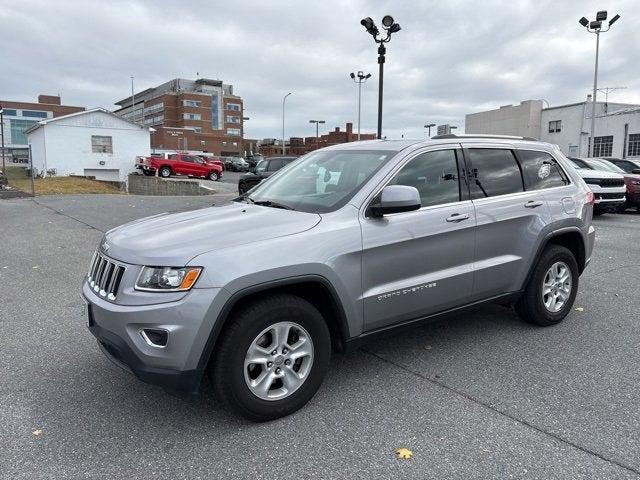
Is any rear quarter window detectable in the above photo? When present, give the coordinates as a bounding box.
[517,150,569,190]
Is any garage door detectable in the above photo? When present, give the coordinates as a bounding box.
[84,169,120,182]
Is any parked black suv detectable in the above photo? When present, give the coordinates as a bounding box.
[238,156,297,194]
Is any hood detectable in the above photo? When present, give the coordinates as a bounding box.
[574,169,624,179]
[103,202,321,266]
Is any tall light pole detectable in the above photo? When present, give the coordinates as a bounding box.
[0,106,5,173]
[241,116,250,156]
[424,123,435,137]
[360,15,401,139]
[130,75,136,123]
[309,120,325,150]
[282,92,292,155]
[578,11,620,157]
[350,71,371,140]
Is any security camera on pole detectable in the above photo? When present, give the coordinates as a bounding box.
[578,10,621,157]
[360,15,401,139]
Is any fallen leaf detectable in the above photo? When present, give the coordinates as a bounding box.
[575,307,584,312]
[32,429,43,436]
[395,448,413,459]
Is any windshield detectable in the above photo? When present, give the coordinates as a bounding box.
[587,159,625,173]
[242,150,396,213]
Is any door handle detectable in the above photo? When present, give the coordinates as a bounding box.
[446,213,470,222]
[524,200,544,208]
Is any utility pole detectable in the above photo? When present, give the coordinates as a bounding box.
[578,11,620,157]
[130,76,135,123]
[360,15,401,139]
[597,86,627,113]
[350,72,371,140]
[282,92,292,155]
[309,120,325,150]
[0,106,5,173]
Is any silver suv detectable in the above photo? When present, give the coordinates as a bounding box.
[82,135,595,421]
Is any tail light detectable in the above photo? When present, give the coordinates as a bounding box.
[586,191,595,205]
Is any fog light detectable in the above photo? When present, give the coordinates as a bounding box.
[140,328,168,347]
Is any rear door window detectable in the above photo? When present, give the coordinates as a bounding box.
[468,149,524,199]
[517,150,568,190]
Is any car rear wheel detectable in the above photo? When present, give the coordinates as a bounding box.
[159,167,172,178]
[210,294,331,422]
[516,245,578,326]
[208,171,220,181]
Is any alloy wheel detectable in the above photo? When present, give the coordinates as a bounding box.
[541,261,572,313]
[244,322,314,401]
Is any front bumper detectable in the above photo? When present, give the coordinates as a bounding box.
[82,281,227,392]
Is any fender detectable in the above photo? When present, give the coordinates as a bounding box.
[522,226,586,289]
[195,274,351,373]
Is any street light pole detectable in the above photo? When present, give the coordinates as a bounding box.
[0,107,5,173]
[360,15,401,139]
[424,123,436,137]
[350,71,371,140]
[130,75,136,123]
[579,11,620,157]
[309,120,325,150]
[282,92,292,155]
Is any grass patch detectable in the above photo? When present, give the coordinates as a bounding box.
[4,167,121,195]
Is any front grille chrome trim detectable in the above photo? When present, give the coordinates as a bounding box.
[87,250,126,301]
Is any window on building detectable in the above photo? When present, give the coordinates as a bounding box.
[628,133,640,157]
[593,135,613,157]
[468,148,524,198]
[548,120,562,133]
[22,110,49,118]
[183,113,201,120]
[388,150,461,207]
[91,135,113,153]
[9,119,38,145]
[183,100,202,108]
[226,103,241,111]
[192,127,202,133]
[517,150,568,190]
[144,102,164,114]
[226,115,240,124]
[227,128,241,136]
[1,109,17,116]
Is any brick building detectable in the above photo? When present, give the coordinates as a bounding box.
[0,95,85,163]
[114,78,246,157]
[258,123,376,157]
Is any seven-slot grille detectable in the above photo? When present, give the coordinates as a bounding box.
[87,251,125,301]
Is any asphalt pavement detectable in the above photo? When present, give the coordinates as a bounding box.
[1,195,639,479]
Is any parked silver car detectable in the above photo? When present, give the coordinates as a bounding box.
[82,135,595,421]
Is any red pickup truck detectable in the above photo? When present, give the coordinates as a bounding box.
[136,153,224,181]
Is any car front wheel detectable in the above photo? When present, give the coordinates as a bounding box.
[159,167,171,178]
[208,171,220,181]
[210,294,331,421]
[516,245,578,326]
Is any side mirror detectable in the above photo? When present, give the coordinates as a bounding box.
[369,185,421,217]
[632,168,640,174]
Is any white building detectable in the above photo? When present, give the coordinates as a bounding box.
[465,97,640,159]
[27,108,150,182]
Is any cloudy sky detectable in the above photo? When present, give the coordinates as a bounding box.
[1,0,639,140]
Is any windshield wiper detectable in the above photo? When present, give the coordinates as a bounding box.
[252,199,295,210]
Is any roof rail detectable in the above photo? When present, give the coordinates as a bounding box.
[431,133,539,141]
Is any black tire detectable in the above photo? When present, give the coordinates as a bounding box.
[210,294,331,422]
[208,171,219,181]
[143,170,155,177]
[516,245,579,326]
[159,166,172,178]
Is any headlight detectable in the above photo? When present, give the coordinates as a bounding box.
[135,266,202,292]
